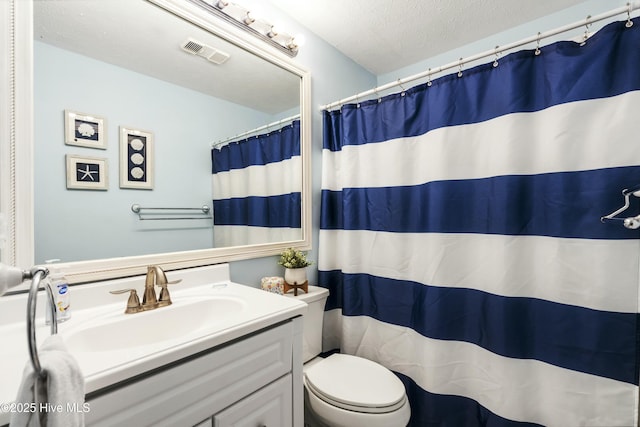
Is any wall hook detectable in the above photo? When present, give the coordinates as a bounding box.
[600,184,640,229]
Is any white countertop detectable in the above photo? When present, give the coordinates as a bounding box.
[0,264,306,425]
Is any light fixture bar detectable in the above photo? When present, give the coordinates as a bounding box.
[187,0,299,57]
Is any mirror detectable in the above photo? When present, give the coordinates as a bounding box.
[3,0,310,282]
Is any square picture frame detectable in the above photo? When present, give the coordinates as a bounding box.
[64,110,107,149]
[119,126,154,190]
[66,155,108,190]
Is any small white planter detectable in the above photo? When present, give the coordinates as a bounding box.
[284,267,307,284]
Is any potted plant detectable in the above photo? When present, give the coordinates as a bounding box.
[278,247,313,284]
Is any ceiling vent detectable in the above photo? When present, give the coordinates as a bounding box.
[180,38,230,65]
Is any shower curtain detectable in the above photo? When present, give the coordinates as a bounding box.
[319,18,640,427]
[211,120,301,247]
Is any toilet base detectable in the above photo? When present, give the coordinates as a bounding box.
[304,387,330,427]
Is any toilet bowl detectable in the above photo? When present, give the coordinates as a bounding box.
[303,353,410,427]
[285,285,410,427]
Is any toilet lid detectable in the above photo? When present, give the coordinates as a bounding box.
[304,354,407,414]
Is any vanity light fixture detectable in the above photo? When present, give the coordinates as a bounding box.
[192,0,302,56]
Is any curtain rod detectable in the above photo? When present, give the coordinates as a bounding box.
[211,113,301,148]
[321,2,640,111]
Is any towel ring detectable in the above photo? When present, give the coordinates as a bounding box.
[26,267,56,377]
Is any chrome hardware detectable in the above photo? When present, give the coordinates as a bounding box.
[110,265,182,314]
[25,267,55,377]
[600,184,640,229]
[130,204,212,221]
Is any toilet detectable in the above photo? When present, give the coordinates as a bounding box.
[286,285,411,427]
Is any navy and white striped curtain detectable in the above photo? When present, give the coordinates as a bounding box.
[319,18,640,427]
[211,120,301,247]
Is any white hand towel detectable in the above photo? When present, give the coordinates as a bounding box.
[10,335,85,427]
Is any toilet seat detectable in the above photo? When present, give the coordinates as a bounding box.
[304,353,407,414]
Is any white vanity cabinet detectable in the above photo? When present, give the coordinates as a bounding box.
[0,265,307,427]
[84,319,302,427]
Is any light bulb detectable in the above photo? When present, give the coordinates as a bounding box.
[243,11,255,25]
[287,33,305,51]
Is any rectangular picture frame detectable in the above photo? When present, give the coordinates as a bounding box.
[64,110,107,149]
[119,126,154,190]
[66,155,108,190]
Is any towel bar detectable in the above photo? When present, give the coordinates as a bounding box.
[131,204,212,221]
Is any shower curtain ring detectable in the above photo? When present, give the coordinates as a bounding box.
[457,58,463,77]
[580,15,592,46]
[427,68,432,87]
[493,46,500,68]
[397,79,406,96]
[535,32,541,56]
[626,3,634,28]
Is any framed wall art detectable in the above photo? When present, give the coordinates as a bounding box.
[66,155,108,190]
[120,126,154,190]
[64,110,107,149]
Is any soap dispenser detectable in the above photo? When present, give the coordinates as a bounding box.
[45,260,71,324]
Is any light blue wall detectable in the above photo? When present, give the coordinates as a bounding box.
[226,0,377,286]
[228,0,628,287]
[34,42,273,263]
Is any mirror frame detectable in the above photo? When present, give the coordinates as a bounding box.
[1,0,311,283]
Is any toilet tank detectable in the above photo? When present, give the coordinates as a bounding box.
[285,285,329,362]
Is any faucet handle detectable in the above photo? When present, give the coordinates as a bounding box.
[157,279,182,307]
[110,289,143,314]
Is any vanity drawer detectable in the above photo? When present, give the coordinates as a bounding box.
[85,322,293,427]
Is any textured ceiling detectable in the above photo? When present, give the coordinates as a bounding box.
[269,0,587,75]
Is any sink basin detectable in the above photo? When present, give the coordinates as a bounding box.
[65,296,246,352]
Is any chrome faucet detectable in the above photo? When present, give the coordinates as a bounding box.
[110,265,182,314]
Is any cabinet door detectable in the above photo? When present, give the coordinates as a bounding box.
[85,323,293,427]
[214,374,292,427]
